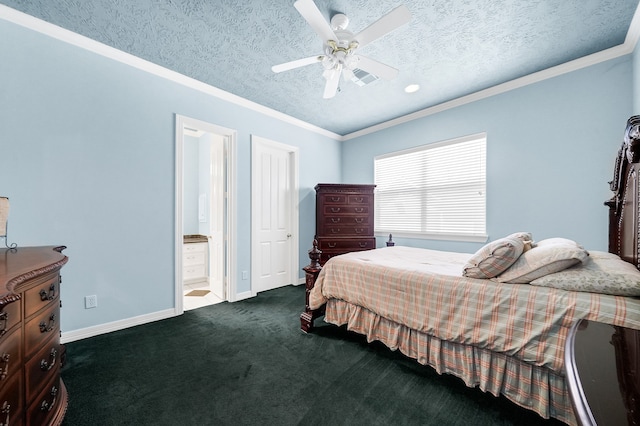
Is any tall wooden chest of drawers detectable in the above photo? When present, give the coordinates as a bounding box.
[315,184,376,265]
[0,246,68,426]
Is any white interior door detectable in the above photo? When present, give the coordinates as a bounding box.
[251,136,298,294]
[208,134,225,300]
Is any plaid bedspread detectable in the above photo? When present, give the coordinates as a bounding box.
[309,246,640,372]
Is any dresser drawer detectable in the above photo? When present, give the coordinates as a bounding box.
[183,252,206,266]
[24,303,59,358]
[183,266,206,280]
[322,205,370,216]
[0,371,23,426]
[184,242,206,254]
[347,194,372,205]
[317,238,376,251]
[322,216,370,226]
[320,225,373,237]
[26,375,61,426]
[26,340,59,399]
[24,275,59,319]
[319,194,347,204]
[0,301,20,339]
[0,327,21,386]
[319,246,375,265]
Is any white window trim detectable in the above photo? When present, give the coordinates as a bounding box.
[374,132,488,243]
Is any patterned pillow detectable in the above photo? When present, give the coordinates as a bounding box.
[496,239,589,284]
[462,232,532,279]
[530,251,640,296]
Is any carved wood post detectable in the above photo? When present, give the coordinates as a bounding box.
[300,239,324,333]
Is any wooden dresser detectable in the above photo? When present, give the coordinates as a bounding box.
[315,184,376,265]
[0,246,68,425]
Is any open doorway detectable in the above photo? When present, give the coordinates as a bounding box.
[175,115,237,314]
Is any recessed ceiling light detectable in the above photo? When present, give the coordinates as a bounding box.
[404,84,420,93]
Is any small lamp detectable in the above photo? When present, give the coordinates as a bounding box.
[0,197,17,249]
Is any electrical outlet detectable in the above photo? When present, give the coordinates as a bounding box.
[242,271,248,280]
[84,295,98,309]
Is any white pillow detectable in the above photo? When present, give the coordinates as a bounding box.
[496,239,588,284]
[530,251,640,296]
[462,235,526,279]
[535,237,583,248]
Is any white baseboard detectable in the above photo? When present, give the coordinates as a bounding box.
[61,283,304,343]
[234,290,253,301]
[61,308,177,344]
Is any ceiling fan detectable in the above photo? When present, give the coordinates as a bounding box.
[272,0,411,99]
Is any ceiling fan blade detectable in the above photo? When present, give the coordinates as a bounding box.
[323,68,341,99]
[353,5,411,48]
[272,56,322,73]
[294,0,337,43]
[356,55,399,80]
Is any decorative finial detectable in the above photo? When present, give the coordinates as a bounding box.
[308,239,321,268]
[386,233,395,247]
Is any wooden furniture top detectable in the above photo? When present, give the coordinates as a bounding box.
[0,246,68,300]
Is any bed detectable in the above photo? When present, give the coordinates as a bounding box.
[300,116,640,425]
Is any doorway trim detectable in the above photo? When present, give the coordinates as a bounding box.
[250,135,299,296]
[175,114,238,314]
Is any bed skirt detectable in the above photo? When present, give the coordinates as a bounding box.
[324,298,576,426]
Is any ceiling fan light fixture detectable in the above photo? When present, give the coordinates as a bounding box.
[323,66,341,81]
[342,68,355,81]
[274,0,412,98]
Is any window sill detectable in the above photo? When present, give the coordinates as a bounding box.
[375,231,488,243]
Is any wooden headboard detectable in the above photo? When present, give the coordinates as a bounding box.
[607,115,640,268]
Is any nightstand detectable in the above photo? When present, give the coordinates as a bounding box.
[565,320,640,425]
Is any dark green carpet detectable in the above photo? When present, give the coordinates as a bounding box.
[61,285,565,426]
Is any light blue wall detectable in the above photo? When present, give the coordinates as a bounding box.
[0,20,341,334]
[343,56,633,253]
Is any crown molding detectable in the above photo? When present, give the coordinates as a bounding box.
[0,5,343,141]
[342,44,633,141]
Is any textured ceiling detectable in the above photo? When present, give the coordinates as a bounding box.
[2,0,639,135]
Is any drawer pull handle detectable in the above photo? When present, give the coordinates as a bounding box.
[40,348,57,372]
[0,400,10,426]
[40,283,56,301]
[354,218,364,223]
[330,207,341,213]
[328,243,337,248]
[354,208,364,213]
[355,229,364,234]
[40,385,58,413]
[354,197,364,202]
[359,242,369,248]
[330,228,340,234]
[330,196,341,202]
[0,354,9,381]
[330,218,341,223]
[39,314,56,333]
[0,312,7,337]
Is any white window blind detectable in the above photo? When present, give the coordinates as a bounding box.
[374,133,487,241]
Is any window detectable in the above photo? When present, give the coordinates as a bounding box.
[374,133,486,242]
